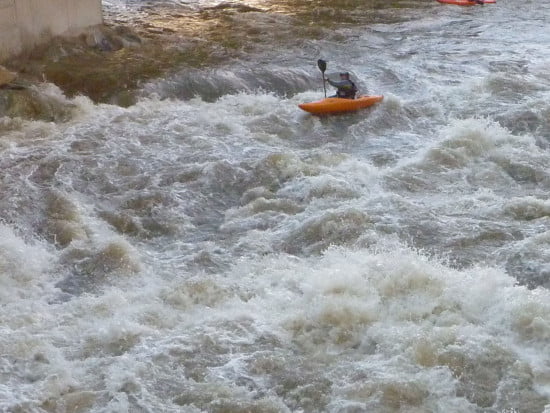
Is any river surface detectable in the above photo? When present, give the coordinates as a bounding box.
[2,0,550,412]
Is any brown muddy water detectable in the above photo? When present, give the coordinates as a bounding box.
[1,0,550,412]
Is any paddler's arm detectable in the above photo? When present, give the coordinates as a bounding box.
[326,79,354,90]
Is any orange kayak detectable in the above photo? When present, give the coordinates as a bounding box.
[298,95,383,115]
[436,0,495,5]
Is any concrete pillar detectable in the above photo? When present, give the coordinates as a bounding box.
[0,0,20,59]
[0,0,103,61]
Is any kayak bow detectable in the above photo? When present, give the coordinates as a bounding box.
[436,0,496,5]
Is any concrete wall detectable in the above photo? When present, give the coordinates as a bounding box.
[0,0,103,61]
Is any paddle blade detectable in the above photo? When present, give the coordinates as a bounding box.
[317,59,327,73]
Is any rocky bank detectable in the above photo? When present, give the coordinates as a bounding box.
[0,2,271,120]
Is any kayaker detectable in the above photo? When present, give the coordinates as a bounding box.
[325,72,358,99]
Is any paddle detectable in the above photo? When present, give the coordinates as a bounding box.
[317,59,327,98]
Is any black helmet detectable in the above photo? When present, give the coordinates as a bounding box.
[339,72,350,77]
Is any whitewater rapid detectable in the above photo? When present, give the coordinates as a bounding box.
[1,0,550,412]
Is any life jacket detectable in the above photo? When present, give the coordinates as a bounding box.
[337,80,357,99]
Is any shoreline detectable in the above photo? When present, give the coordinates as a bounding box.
[0,2,274,112]
[0,0,421,119]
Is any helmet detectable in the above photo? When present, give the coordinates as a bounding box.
[339,72,350,78]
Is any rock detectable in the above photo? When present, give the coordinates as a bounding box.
[0,86,75,121]
[112,26,142,48]
[0,66,16,86]
[99,37,114,51]
[84,28,110,50]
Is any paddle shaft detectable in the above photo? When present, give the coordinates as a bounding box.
[317,59,327,98]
